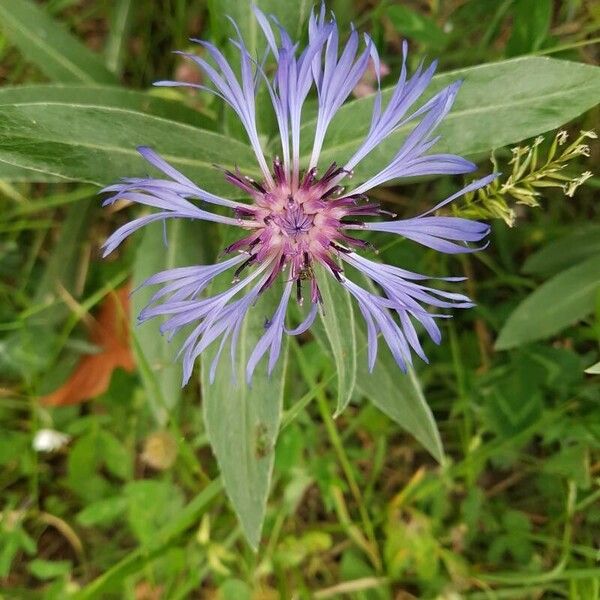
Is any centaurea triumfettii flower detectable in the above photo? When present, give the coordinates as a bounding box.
[102,7,495,384]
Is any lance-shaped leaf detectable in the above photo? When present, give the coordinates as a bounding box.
[313,265,357,416]
[310,268,441,458]
[201,275,288,550]
[523,226,600,276]
[348,273,442,460]
[299,57,600,183]
[0,85,214,128]
[496,255,600,350]
[0,0,117,84]
[585,361,600,375]
[0,103,259,194]
[355,333,444,463]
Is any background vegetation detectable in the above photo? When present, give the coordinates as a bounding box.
[0,0,599,598]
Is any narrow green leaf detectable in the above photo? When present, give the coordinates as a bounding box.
[0,103,258,193]
[310,268,441,459]
[355,275,442,461]
[313,265,357,416]
[507,0,552,56]
[208,0,311,53]
[496,255,600,350]
[105,0,135,75]
[0,202,94,379]
[132,220,214,425]
[28,559,72,580]
[356,339,444,463]
[76,496,127,527]
[299,58,600,183]
[386,5,447,48]
[0,85,214,128]
[523,227,600,276]
[201,278,287,550]
[0,0,117,84]
[585,361,600,375]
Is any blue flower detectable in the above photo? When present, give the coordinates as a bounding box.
[102,6,496,385]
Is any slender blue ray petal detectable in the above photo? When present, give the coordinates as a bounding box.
[285,301,319,335]
[246,278,293,382]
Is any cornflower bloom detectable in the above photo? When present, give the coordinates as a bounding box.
[102,6,495,385]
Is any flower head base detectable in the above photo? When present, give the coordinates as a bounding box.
[102,5,495,385]
[224,158,383,304]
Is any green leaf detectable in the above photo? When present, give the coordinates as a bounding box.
[0,202,94,379]
[76,496,127,527]
[507,0,552,56]
[209,0,311,53]
[201,278,288,550]
[355,326,444,463]
[104,0,134,75]
[354,274,442,461]
[99,430,131,480]
[28,559,72,580]
[313,265,357,416]
[0,103,258,193]
[0,85,214,128]
[299,58,600,184]
[132,220,215,425]
[219,580,253,600]
[310,268,441,460]
[75,479,223,599]
[496,255,600,350]
[66,431,112,502]
[543,443,590,489]
[0,85,214,183]
[585,361,600,375]
[0,0,117,84]
[523,226,600,276]
[363,370,443,463]
[0,162,61,182]
[386,5,447,48]
[124,480,184,545]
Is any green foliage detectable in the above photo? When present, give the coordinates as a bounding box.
[355,323,444,463]
[0,84,215,128]
[0,0,117,84]
[0,0,599,597]
[496,255,600,349]
[300,57,600,182]
[458,130,597,225]
[201,255,288,550]
[523,223,600,276]
[385,5,447,49]
[0,103,258,192]
[506,0,552,56]
[0,201,94,380]
[314,263,358,415]
[132,220,214,424]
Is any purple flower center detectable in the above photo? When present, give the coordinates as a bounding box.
[275,199,313,237]
[225,160,385,303]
